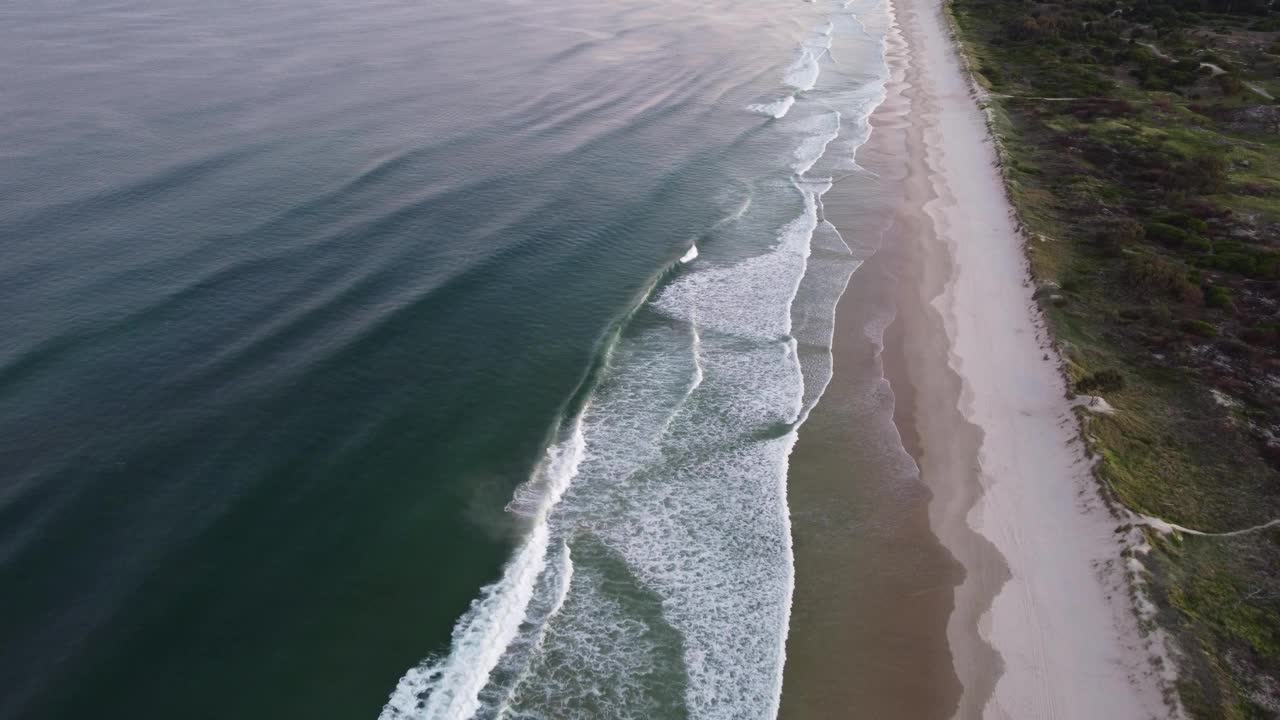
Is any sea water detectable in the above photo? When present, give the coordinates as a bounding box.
[379,0,892,717]
[0,0,890,717]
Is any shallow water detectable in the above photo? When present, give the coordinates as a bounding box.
[0,0,888,717]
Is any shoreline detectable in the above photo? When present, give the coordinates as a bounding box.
[890,0,1172,713]
[779,0,963,715]
[786,0,1173,714]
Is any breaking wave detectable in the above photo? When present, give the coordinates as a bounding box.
[378,0,891,716]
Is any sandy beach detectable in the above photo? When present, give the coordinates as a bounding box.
[785,0,1173,715]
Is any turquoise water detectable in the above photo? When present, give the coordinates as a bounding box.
[0,0,889,717]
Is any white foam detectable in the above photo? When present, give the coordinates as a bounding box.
[791,238,865,421]
[654,182,819,340]
[380,3,897,716]
[783,49,821,92]
[379,524,549,720]
[503,414,587,519]
[791,111,841,175]
[482,541,575,719]
[747,95,796,119]
[689,322,705,393]
[563,338,802,719]
[378,417,586,720]
[497,545,679,719]
[803,30,834,53]
[718,193,753,228]
[544,542,574,625]
[752,21,840,124]
[480,177,827,717]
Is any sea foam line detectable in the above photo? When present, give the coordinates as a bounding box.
[381,2,896,715]
[748,20,834,119]
[378,247,698,719]
[784,48,822,92]
[767,0,896,708]
[690,322,705,392]
[488,541,575,720]
[377,415,586,720]
[748,96,797,119]
[378,221,714,720]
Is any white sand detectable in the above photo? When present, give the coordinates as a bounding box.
[907,0,1175,716]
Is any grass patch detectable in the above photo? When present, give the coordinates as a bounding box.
[949,0,1280,713]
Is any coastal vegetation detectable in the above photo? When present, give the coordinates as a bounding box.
[947,0,1280,714]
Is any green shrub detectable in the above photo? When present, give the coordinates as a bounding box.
[1095,219,1145,256]
[1184,235,1212,252]
[1146,215,1203,249]
[1257,253,1280,280]
[1204,284,1234,309]
[1180,319,1219,338]
[1128,254,1203,304]
[1185,154,1229,194]
[1215,73,1245,95]
[1257,15,1280,32]
[1146,222,1191,247]
[1156,212,1209,234]
[1076,369,1126,394]
[1202,252,1259,276]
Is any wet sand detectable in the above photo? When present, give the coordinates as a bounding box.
[781,1,967,716]
[782,0,1170,716]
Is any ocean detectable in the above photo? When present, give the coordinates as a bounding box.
[0,0,889,717]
